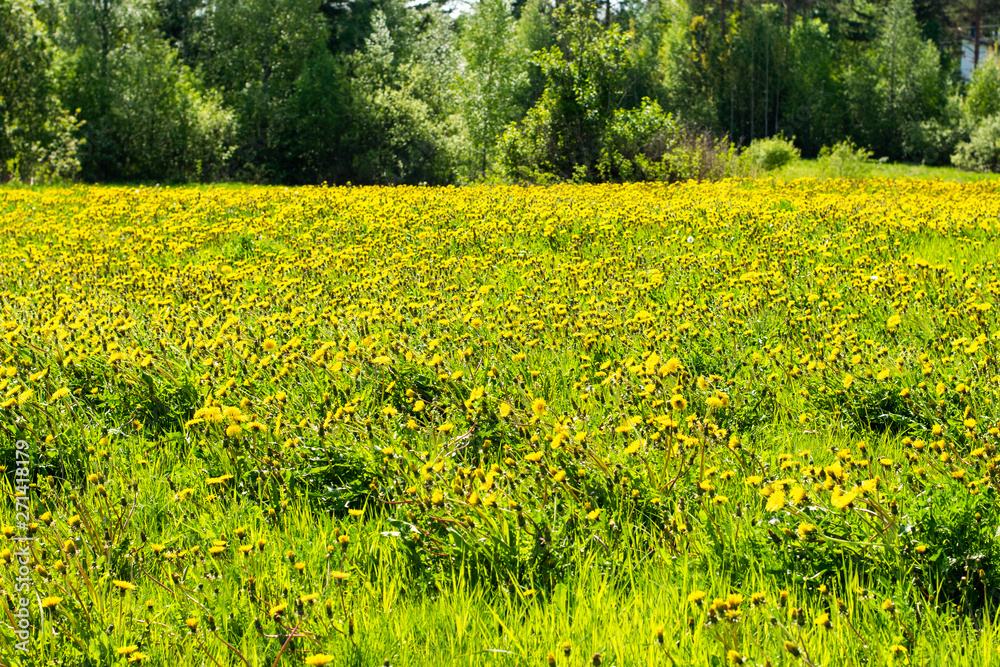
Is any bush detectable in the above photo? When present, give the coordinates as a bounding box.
[951,115,1000,173]
[596,98,735,182]
[3,106,84,185]
[740,134,801,173]
[963,49,1000,123]
[501,95,737,183]
[901,96,964,166]
[62,35,236,182]
[816,139,875,178]
[495,91,563,184]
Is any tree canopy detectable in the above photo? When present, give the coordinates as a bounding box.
[2,0,999,184]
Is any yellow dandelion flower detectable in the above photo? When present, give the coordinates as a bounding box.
[831,488,858,510]
[662,357,681,374]
[531,397,547,416]
[624,438,645,455]
[50,388,71,401]
[766,489,786,512]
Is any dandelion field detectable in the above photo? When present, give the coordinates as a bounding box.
[2,179,1000,666]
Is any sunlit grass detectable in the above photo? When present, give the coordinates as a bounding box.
[1,179,1000,666]
[774,158,1000,182]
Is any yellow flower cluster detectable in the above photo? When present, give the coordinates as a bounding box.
[2,178,1000,664]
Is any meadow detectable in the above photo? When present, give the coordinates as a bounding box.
[2,178,1000,666]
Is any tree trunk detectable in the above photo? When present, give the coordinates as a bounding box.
[973,0,983,68]
[765,29,770,137]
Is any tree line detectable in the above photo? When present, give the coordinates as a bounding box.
[2,0,999,185]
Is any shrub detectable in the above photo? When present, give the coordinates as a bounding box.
[494,91,563,184]
[500,95,737,183]
[740,134,801,173]
[901,97,964,166]
[816,139,875,178]
[596,98,736,182]
[951,114,1000,173]
[62,35,236,182]
[496,0,636,183]
[963,49,1000,123]
[3,106,84,184]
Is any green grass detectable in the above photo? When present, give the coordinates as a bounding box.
[772,157,1000,181]
[2,180,1000,666]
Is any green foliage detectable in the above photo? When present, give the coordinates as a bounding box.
[202,0,327,181]
[515,0,556,108]
[0,0,81,183]
[458,0,528,179]
[816,139,876,177]
[952,115,1000,173]
[497,0,638,182]
[901,95,965,166]
[654,0,697,121]
[724,5,792,143]
[741,133,801,172]
[278,47,352,184]
[783,18,846,157]
[5,0,1000,184]
[963,50,1000,123]
[911,488,1000,610]
[495,90,562,184]
[56,2,235,182]
[348,9,459,185]
[660,13,722,130]
[597,97,736,181]
[951,52,1000,173]
[845,0,948,161]
[112,38,235,182]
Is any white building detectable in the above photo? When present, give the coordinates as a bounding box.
[961,32,998,81]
